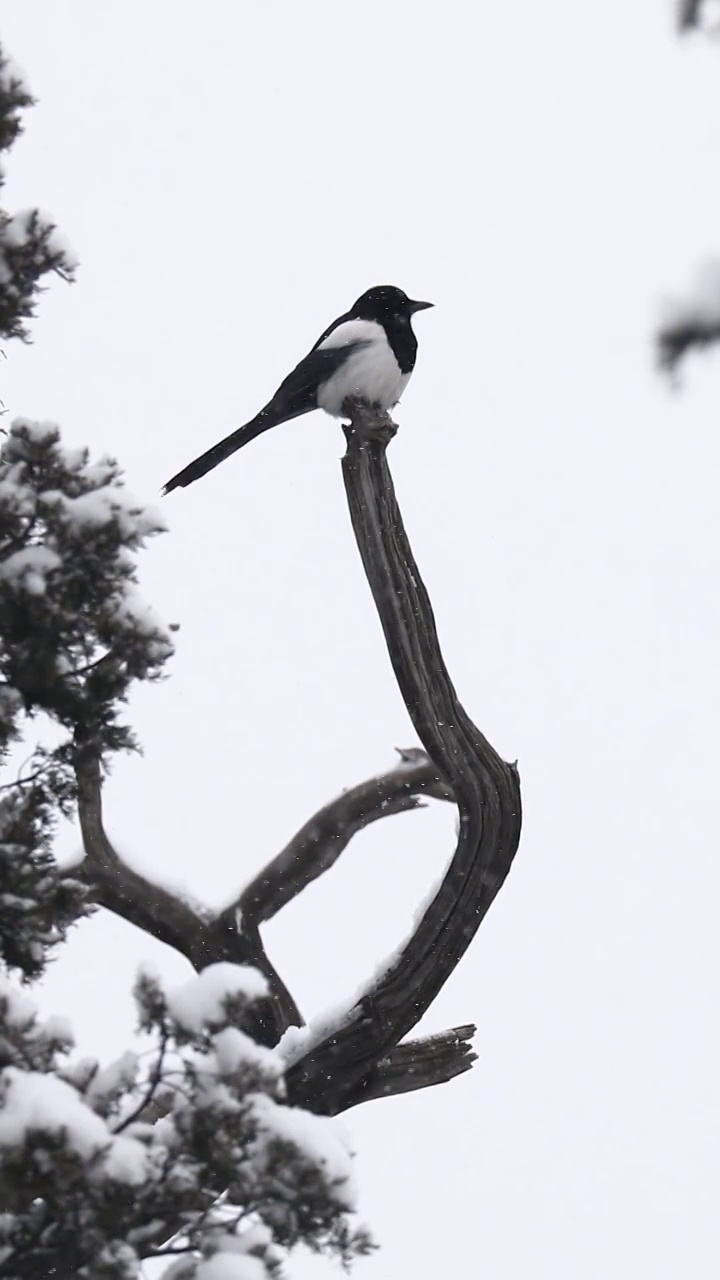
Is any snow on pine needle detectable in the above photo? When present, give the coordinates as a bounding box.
[0,45,76,342]
[0,419,174,980]
[0,418,173,758]
[0,963,373,1280]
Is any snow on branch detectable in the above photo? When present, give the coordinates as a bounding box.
[71,741,461,1062]
[0,786,90,979]
[72,744,301,1047]
[657,261,720,374]
[0,47,76,342]
[0,419,173,980]
[0,419,173,768]
[0,966,372,1280]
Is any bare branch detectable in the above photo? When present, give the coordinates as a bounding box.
[343,1025,477,1108]
[218,748,453,931]
[285,403,522,1115]
[72,746,301,1044]
[677,0,704,31]
[657,318,720,376]
[0,764,52,793]
[70,740,460,1058]
[74,748,207,957]
[113,1029,169,1134]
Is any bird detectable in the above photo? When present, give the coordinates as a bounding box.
[162,285,433,494]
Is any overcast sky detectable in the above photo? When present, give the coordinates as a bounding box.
[3,2,720,1277]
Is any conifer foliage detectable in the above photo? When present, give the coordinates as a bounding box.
[0,45,371,1280]
[0,50,76,343]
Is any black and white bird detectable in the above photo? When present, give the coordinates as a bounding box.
[163,285,433,494]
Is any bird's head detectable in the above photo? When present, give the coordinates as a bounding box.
[350,285,434,324]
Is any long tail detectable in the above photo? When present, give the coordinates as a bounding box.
[163,410,282,494]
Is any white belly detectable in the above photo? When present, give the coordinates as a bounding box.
[316,318,410,417]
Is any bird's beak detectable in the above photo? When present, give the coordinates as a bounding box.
[409,299,434,313]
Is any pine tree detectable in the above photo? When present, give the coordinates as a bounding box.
[0,48,371,1280]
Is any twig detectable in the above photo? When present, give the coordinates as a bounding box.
[0,764,52,793]
[113,1030,169,1134]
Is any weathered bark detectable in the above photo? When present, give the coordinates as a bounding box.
[73,746,459,1067]
[73,748,300,1045]
[284,404,522,1114]
[219,749,453,930]
[343,1024,477,1108]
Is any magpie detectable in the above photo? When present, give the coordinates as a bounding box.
[162,284,433,494]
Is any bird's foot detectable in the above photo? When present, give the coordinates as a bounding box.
[342,397,398,445]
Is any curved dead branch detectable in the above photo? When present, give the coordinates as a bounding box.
[285,403,522,1114]
[74,749,205,956]
[72,744,457,1063]
[218,748,453,930]
[72,747,299,1045]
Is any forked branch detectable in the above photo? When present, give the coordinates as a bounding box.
[284,403,522,1114]
[72,742,459,1075]
[72,745,299,1045]
[71,403,520,1114]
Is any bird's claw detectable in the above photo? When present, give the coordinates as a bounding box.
[342,398,398,444]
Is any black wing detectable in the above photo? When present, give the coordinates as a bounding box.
[262,340,362,420]
[163,341,366,494]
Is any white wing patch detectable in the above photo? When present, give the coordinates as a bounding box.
[316,319,410,416]
[317,318,384,350]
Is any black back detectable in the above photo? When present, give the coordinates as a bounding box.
[314,285,421,375]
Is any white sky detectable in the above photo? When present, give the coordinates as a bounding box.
[2,2,720,1277]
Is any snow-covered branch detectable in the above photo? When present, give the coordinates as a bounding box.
[0,966,373,1280]
[0,419,172,981]
[0,49,76,342]
[73,747,208,957]
[0,419,173,764]
[72,744,301,1047]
